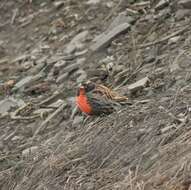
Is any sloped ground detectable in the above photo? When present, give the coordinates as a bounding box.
[0,0,191,189]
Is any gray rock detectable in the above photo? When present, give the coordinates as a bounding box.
[86,0,101,5]
[56,73,68,83]
[168,36,180,44]
[33,108,53,117]
[82,182,95,190]
[49,99,66,108]
[175,9,191,20]
[61,58,86,76]
[155,0,169,11]
[53,1,65,9]
[29,61,46,75]
[144,48,157,63]
[0,57,8,65]
[47,55,70,65]
[90,23,130,52]
[22,146,39,157]
[12,73,45,92]
[10,54,29,64]
[54,60,67,69]
[12,135,23,141]
[13,76,33,91]
[74,49,88,56]
[65,31,89,54]
[106,1,114,8]
[72,116,83,127]
[67,97,76,106]
[90,13,132,52]
[178,0,191,9]
[0,97,25,115]
[128,77,149,92]
[76,69,87,83]
[52,60,67,78]
[107,12,134,32]
[154,7,171,20]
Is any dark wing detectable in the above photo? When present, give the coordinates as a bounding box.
[86,92,120,116]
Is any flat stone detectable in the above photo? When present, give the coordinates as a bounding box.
[87,68,108,81]
[90,23,130,52]
[178,0,191,9]
[62,58,85,74]
[12,73,45,92]
[53,60,67,77]
[161,123,180,134]
[90,13,132,52]
[13,76,33,90]
[168,36,180,44]
[49,99,66,108]
[155,0,169,11]
[128,77,149,92]
[47,55,70,65]
[72,116,83,127]
[56,73,68,83]
[33,108,53,116]
[0,97,25,115]
[170,62,180,72]
[12,135,23,141]
[29,61,46,75]
[86,0,101,5]
[175,9,191,20]
[76,69,87,83]
[65,31,89,54]
[28,56,47,74]
[144,48,157,63]
[10,54,29,64]
[53,1,65,9]
[24,82,50,95]
[82,182,95,190]
[54,60,67,69]
[106,12,134,32]
[22,146,39,157]
[0,57,9,64]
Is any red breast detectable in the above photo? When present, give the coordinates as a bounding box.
[76,86,93,115]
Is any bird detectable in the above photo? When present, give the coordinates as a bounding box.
[81,80,128,103]
[76,85,117,116]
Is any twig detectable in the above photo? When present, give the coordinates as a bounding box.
[98,144,120,168]
[11,8,18,25]
[70,105,78,120]
[137,25,190,49]
[38,91,61,106]
[10,113,40,120]
[115,61,144,89]
[159,105,184,124]
[33,103,67,137]
[116,24,190,53]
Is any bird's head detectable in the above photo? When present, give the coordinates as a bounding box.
[81,80,96,92]
[77,85,86,96]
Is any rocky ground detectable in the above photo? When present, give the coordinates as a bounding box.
[0,0,191,189]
